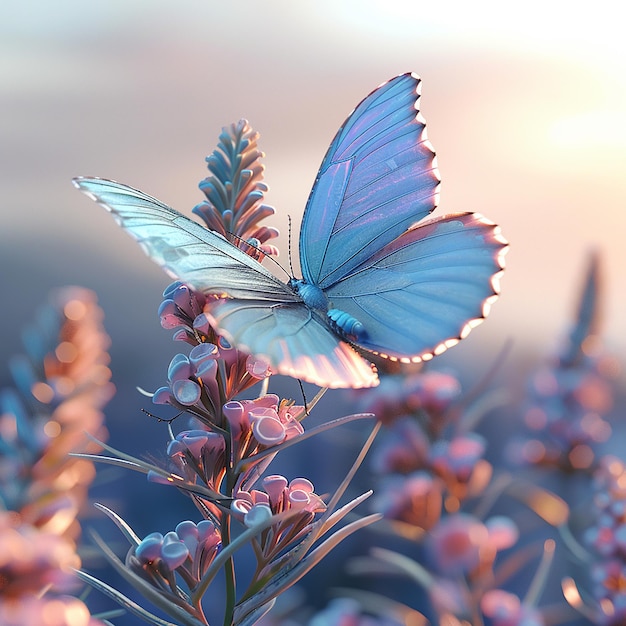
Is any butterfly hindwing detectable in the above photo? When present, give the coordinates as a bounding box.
[299,72,440,289]
[204,298,377,388]
[325,213,507,361]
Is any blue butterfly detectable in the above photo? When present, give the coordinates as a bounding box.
[73,73,507,389]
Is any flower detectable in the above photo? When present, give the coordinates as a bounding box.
[308,597,407,626]
[427,513,518,577]
[357,371,461,426]
[193,119,279,260]
[370,417,430,475]
[226,395,305,464]
[372,471,442,530]
[481,589,544,626]
[129,519,222,590]
[0,287,112,538]
[0,511,104,626]
[0,288,111,624]
[155,282,272,421]
[517,253,617,472]
[152,333,272,425]
[429,433,492,506]
[232,475,326,565]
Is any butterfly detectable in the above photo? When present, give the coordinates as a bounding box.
[74,72,507,389]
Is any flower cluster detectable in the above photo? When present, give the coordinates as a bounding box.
[365,372,491,530]
[352,363,558,623]
[193,119,279,260]
[0,287,111,625]
[516,254,617,472]
[157,281,272,413]
[77,123,378,626]
[576,456,626,624]
[339,253,626,626]
[129,519,222,602]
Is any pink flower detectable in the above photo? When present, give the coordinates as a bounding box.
[232,475,326,563]
[226,395,305,466]
[429,434,492,503]
[427,513,517,576]
[131,519,221,585]
[481,589,543,625]
[371,417,430,475]
[0,512,80,596]
[373,471,442,530]
[0,595,104,626]
[357,371,461,426]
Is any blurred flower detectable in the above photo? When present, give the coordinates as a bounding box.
[0,510,104,626]
[308,597,406,626]
[0,594,103,626]
[581,455,626,624]
[427,513,517,577]
[356,370,461,427]
[0,287,112,537]
[372,471,442,530]
[371,417,430,475]
[0,510,80,596]
[517,254,617,472]
[429,433,492,507]
[481,589,543,626]
[0,287,110,623]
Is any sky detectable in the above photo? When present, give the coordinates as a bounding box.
[2,0,626,390]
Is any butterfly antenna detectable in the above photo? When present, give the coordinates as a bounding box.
[141,407,184,425]
[225,230,291,279]
[288,215,296,278]
[297,378,310,416]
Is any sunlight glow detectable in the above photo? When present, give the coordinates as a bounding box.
[562,577,583,608]
[549,111,626,149]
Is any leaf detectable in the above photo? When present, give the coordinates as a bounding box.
[233,513,381,623]
[75,569,197,626]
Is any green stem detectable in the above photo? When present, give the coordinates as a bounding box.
[221,515,236,626]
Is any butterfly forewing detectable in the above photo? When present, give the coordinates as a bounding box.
[325,213,507,361]
[73,178,297,303]
[299,73,440,289]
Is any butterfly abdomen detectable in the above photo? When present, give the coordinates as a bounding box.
[327,308,366,343]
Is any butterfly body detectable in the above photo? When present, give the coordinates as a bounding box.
[289,278,329,312]
[327,309,366,343]
[74,72,507,389]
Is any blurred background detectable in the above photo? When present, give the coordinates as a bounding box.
[2,1,625,622]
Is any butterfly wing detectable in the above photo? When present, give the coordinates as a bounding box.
[204,299,378,388]
[299,72,440,289]
[73,177,293,301]
[324,213,508,361]
[73,177,377,388]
